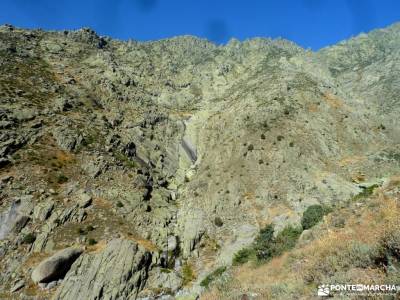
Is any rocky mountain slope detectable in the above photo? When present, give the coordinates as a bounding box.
[0,22,399,299]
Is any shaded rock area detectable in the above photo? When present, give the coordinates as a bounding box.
[31,247,83,283]
[0,197,32,239]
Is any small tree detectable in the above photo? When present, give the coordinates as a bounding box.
[88,238,97,245]
[302,205,330,230]
[22,233,36,244]
[253,224,275,260]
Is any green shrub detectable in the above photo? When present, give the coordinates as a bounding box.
[256,224,275,245]
[13,153,21,160]
[113,151,137,169]
[77,227,86,235]
[83,134,96,146]
[88,238,97,245]
[160,268,172,273]
[214,217,223,227]
[255,225,302,261]
[57,174,68,184]
[382,228,400,258]
[266,226,302,258]
[301,205,331,230]
[352,184,379,201]
[233,224,302,265]
[116,201,124,208]
[22,233,36,244]
[386,151,400,163]
[200,266,227,288]
[233,248,256,265]
[182,262,196,285]
[86,225,95,232]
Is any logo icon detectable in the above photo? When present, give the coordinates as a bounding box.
[318,285,330,297]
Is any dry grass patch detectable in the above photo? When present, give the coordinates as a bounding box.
[124,235,159,252]
[338,155,366,167]
[323,92,346,109]
[87,239,107,253]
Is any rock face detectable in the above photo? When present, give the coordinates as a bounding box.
[143,267,183,296]
[54,239,152,300]
[0,23,400,299]
[33,199,54,221]
[0,198,32,239]
[77,191,92,208]
[31,247,83,283]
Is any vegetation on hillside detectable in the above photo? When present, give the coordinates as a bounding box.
[202,179,400,299]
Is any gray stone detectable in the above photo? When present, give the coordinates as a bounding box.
[42,280,60,290]
[17,196,34,215]
[12,108,36,122]
[33,200,55,221]
[55,204,84,225]
[52,126,83,152]
[54,97,78,112]
[82,156,108,178]
[167,235,178,252]
[181,136,197,163]
[13,215,30,233]
[297,229,315,247]
[54,239,152,300]
[31,247,83,283]
[0,120,13,129]
[179,210,205,257]
[78,192,92,208]
[0,198,33,239]
[31,232,51,253]
[217,224,258,265]
[146,267,183,294]
[10,280,24,293]
[0,175,13,183]
[38,282,47,289]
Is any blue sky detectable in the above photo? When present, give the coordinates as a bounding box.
[0,0,399,50]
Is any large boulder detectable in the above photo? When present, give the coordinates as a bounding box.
[31,247,83,283]
[54,239,152,300]
[52,126,83,152]
[144,267,183,295]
